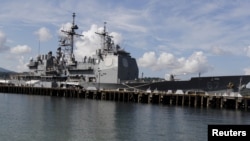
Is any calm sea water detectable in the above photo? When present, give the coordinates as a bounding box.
[0,93,250,141]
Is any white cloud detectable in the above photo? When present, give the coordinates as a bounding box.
[110,32,123,45]
[138,51,212,75]
[137,51,157,68]
[157,52,177,69]
[74,24,101,60]
[73,24,123,60]
[16,56,29,72]
[244,67,250,75]
[172,51,212,75]
[34,27,52,42]
[58,22,72,37]
[0,31,6,46]
[210,46,231,55]
[244,46,250,57]
[10,45,31,54]
[57,23,124,61]
[0,31,9,52]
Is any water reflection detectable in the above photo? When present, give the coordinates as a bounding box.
[1,93,250,141]
[69,99,117,141]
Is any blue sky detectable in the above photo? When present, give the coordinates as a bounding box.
[1,0,250,79]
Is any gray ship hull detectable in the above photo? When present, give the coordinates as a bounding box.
[125,75,250,94]
[65,74,250,95]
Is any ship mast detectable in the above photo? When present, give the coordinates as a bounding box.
[95,22,114,53]
[60,13,83,64]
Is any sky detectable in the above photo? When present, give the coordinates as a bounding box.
[1,0,250,80]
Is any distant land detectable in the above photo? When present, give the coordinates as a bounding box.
[0,67,16,73]
[0,67,17,78]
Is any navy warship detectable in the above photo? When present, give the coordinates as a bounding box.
[7,13,250,95]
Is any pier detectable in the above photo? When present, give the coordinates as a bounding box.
[0,85,250,110]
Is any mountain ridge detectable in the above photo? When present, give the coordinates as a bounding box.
[0,67,16,73]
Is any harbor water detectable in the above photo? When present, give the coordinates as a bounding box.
[0,93,250,141]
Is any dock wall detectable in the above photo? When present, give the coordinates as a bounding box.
[0,85,250,110]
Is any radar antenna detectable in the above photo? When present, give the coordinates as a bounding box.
[95,22,113,52]
[60,13,83,65]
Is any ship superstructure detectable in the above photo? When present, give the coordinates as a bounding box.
[14,13,139,89]
[59,14,139,88]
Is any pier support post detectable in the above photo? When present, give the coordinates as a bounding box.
[244,99,248,111]
[137,94,141,103]
[113,91,116,101]
[117,93,120,101]
[101,92,104,100]
[194,95,197,107]
[169,95,172,105]
[188,95,191,107]
[123,92,125,102]
[85,91,88,98]
[50,89,53,96]
[206,97,210,108]
[201,96,203,108]
[182,95,184,106]
[56,90,59,97]
[77,90,80,98]
[235,98,238,110]
[148,94,151,103]
[220,97,223,108]
[159,94,162,104]
[176,95,178,105]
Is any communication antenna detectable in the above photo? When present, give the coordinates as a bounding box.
[60,13,83,64]
[38,39,40,55]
